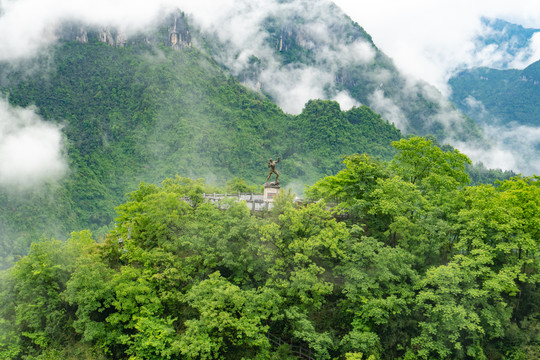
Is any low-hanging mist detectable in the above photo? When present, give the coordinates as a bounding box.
[1,0,537,176]
[0,98,67,189]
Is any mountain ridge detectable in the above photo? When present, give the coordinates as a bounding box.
[449,60,540,127]
[0,34,401,268]
[0,1,513,268]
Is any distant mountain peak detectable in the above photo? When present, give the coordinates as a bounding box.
[475,17,540,69]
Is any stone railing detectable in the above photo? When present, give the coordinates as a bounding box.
[202,192,274,211]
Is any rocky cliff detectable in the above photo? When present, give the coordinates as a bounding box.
[168,12,191,49]
[56,11,191,49]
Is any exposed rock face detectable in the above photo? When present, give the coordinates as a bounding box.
[116,33,127,47]
[97,27,126,47]
[168,13,191,49]
[276,27,305,53]
[75,28,88,43]
[56,10,190,49]
[57,23,89,43]
[57,24,126,47]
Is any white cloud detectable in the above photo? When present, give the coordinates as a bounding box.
[1,0,538,103]
[0,0,381,114]
[456,123,540,174]
[333,0,540,95]
[261,66,332,114]
[367,89,407,131]
[332,91,360,111]
[510,32,540,68]
[1,0,539,176]
[458,142,518,172]
[332,0,540,175]
[0,98,67,189]
[171,0,378,114]
[449,95,540,175]
[0,0,174,61]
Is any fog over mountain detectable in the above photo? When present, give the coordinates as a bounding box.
[1,0,539,176]
[0,98,66,189]
[335,0,540,92]
[337,0,540,175]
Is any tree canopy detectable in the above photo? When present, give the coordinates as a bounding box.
[1,137,538,359]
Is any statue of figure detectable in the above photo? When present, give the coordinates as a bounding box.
[266,157,280,183]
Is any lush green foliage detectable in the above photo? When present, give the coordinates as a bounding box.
[1,137,538,359]
[449,60,540,127]
[0,40,402,269]
[259,5,480,141]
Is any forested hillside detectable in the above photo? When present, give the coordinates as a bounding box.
[201,2,480,141]
[449,60,540,127]
[0,38,401,269]
[0,3,537,359]
[1,137,538,360]
[0,2,503,268]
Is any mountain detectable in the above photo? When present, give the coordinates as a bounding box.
[475,17,540,68]
[0,11,403,268]
[449,17,540,127]
[449,17,540,126]
[447,17,540,175]
[0,6,537,359]
[0,1,500,268]
[195,1,479,141]
[449,60,540,127]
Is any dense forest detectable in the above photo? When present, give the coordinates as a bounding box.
[449,60,540,127]
[0,39,403,270]
[1,137,538,360]
[1,7,534,359]
[0,32,515,271]
[0,3,517,271]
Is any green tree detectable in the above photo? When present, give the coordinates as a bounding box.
[226,177,258,193]
[0,231,94,358]
[180,272,279,359]
[260,201,350,359]
[390,137,471,194]
[65,259,181,359]
[413,250,512,359]
[338,236,418,359]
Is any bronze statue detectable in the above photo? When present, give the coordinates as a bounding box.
[266,157,280,183]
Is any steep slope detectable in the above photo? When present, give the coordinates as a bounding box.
[193,0,479,141]
[0,0,499,268]
[0,30,401,268]
[449,61,540,127]
[444,17,540,175]
[474,18,540,68]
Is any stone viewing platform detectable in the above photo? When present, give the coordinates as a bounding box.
[201,190,276,211]
[197,182,281,212]
[197,156,284,211]
[263,181,280,201]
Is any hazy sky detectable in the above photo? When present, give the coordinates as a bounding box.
[333,1,540,174]
[333,0,540,94]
